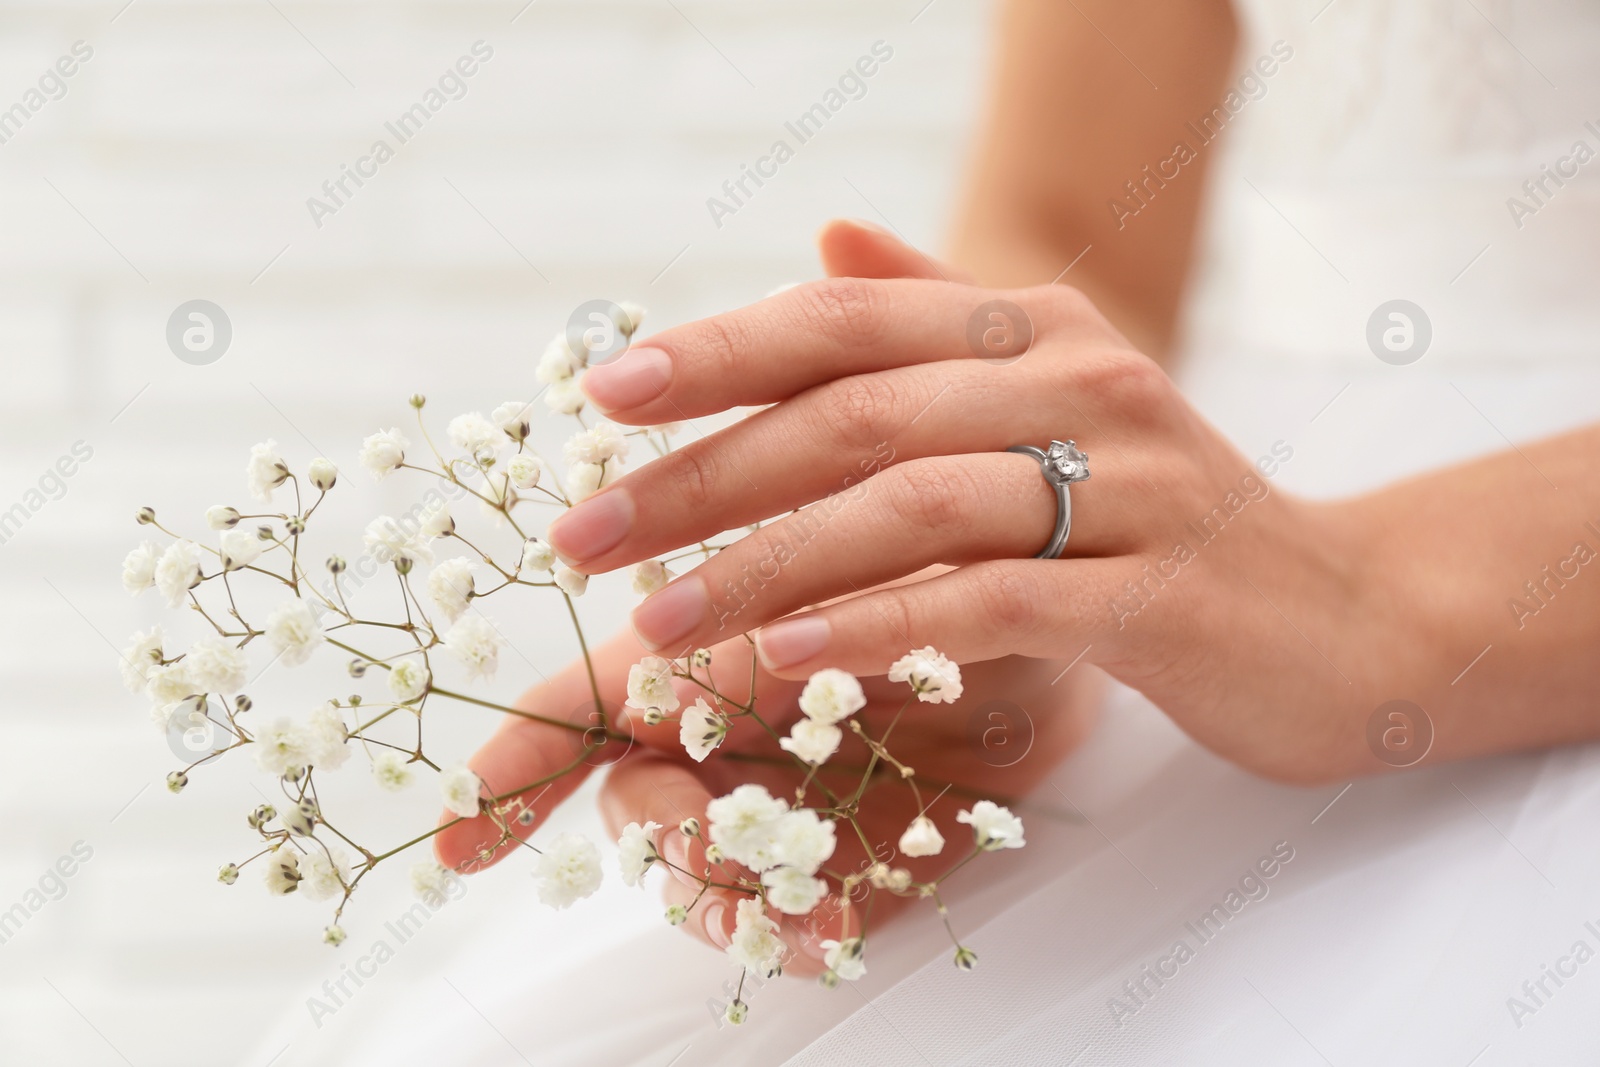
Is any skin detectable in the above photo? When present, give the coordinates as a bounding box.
[437,0,1600,969]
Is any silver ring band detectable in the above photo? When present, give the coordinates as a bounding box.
[1006,439,1090,560]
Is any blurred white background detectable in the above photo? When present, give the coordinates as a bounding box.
[0,1,991,1063]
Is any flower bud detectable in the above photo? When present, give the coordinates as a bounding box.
[642,708,664,727]
[256,524,275,541]
[691,648,712,669]
[724,1000,748,1026]
[953,946,978,972]
[679,817,700,837]
[394,555,414,576]
[234,694,252,713]
[517,808,536,826]
[665,904,689,926]
[615,301,646,338]
[166,771,188,794]
[323,924,347,947]
[347,659,367,678]
[348,694,362,707]
[206,506,241,530]
[409,393,426,409]
[285,515,306,536]
[248,804,277,829]
[327,555,347,574]
[818,971,840,990]
[136,506,156,525]
[705,843,724,863]
[284,800,318,837]
[308,458,338,492]
[218,863,239,885]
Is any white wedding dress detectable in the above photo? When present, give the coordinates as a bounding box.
[247,3,1600,1064]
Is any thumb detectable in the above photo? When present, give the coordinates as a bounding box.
[816,218,974,284]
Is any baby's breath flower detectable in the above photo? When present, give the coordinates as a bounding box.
[442,615,501,681]
[254,717,312,777]
[957,800,1025,851]
[306,703,350,771]
[617,821,663,888]
[307,457,338,492]
[144,662,196,712]
[625,656,680,716]
[678,698,728,763]
[121,541,160,596]
[705,784,790,872]
[185,636,248,695]
[797,668,867,725]
[447,412,508,457]
[566,461,604,500]
[284,800,319,838]
[563,422,629,468]
[246,440,289,503]
[264,850,301,895]
[300,845,352,901]
[323,924,347,946]
[359,428,409,479]
[411,860,451,901]
[219,527,264,572]
[630,560,673,596]
[154,540,203,608]
[364,515,434,568]
[888,647,963,704]
[724,1000,749,1025]
[665,904,689,926]
[691,648,712,669]
[372,750,415,792]
[428,558,476,624]
[761,866,827,915]
[520,538,555,573]
[773,809,836,876]
[822,937,866,981]
[478,471,516,522]
[728,898,785,978]
[537,335,583,384]
[206,505,241,530]
[387,658,430,703]
[119,627,165,693]
[506,454,543,489]
[544,377,585,415]
[166,770,188,793]
[554,565,588,597]
[491,400,534,442]
[532,832,603,909]
[778,719,841,766]
[614,301,646,338]
[679,817,700,837]
[248,804,277,829]
[898,815,945,858]
[419,499,455,539]
[439,765,483,818]
[218,863,239,885]
[264,599,325,668]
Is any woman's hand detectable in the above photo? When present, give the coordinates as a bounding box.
[539,222,1424,784]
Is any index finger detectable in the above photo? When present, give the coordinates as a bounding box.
[578,277,993,423]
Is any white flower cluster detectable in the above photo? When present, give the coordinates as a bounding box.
[121,303,1022,1026]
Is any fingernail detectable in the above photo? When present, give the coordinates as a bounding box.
[755,616,831,670]
[580,346,672,413]
[701,898,732,949]
[632,576,708,652]
[547,489,634,564]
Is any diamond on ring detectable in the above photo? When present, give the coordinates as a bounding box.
[1005,439,1089,560]
[1043,440,1091,484]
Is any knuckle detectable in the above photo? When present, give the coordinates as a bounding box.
[658,445,719,512]
[880,460,977,535]
[791,278,884,348]
[1069,351,1172,416]
[870,587,920,650]
[969,563,1044,635]
[817,373,901,450]
[686,312,755,380]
